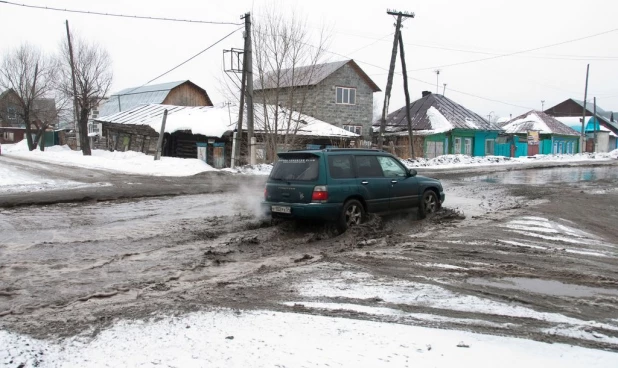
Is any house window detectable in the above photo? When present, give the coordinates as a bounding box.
[343,125,362,135]
[3,132,14,141]
[7,107,16,120]
[454,137,461,154]
[485,139,495,155]
[336,87,356,105]
[464,138,472,155]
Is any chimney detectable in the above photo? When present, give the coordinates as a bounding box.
[422,91,432,97]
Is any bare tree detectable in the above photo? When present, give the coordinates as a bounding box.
[252,5,330,160]
[58,32,113,155]
[0,43,57,151]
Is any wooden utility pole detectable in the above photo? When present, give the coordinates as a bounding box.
[581,64,589,153]
[398,31,414,159]
[234,44,247,168]
[593,96,598,152]
[154,109,168,160]
[244,12,255,165]
[65,20,81,150]
[378,10,414,150]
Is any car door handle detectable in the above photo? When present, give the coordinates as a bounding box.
[391,180,398,184]
[361,181,369,185]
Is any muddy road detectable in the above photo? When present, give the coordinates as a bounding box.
[1,165,617,352]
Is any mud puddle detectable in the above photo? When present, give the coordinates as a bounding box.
[467,277,618,298]
[462,166,618,185]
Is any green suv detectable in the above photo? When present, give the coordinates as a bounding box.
[262,149,445,232]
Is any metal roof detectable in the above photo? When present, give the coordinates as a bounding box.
[378,93,502,133]
[569,98,618,132]
[254,59,381,92]
[501,111,580,136]
[99,80,189,117]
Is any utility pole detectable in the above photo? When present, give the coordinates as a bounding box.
[234,43,248,169]
[442,83,447,96]
[594,96,598,153]
[378,9,415,150]
[398,31,415,159]
[435,70,440,94]
[65,20,80,150]
[541,100,545,111]
[244,12,255,165]
[581,64,590,153]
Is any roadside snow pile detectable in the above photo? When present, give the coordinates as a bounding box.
[406,155,512,168]
[222,163,273,176]
[404,152,616,169]
[1,309,616,367]
[4,141,216,177]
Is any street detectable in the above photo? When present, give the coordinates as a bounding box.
[1,163,617,354]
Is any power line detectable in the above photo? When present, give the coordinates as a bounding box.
[118,27,243,96]
[410,27,618,72]
[0,0,243,25]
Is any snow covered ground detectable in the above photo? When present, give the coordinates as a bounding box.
[2,140,617,177]
[2,140,217,177]
[1,309,616,368]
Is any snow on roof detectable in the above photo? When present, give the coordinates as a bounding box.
[378,93,501,134]
[501,111,580,136]
[426,106,454,133]
[253,105,359,138]
[95,103,358,139]
[95,104,234,138]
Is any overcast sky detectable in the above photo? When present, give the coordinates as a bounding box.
[1,0,617,120]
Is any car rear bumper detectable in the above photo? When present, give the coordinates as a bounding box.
[261,201,342,221]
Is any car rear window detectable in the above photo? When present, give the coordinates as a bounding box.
[270,156,319,181]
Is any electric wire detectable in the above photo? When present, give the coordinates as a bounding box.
[0,0,243,25]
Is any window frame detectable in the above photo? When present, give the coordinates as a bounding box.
[343,125,362,135]
[335,86,357,105]
[354,155,384,178]
[485,139,495,155]
[7,107,17,120]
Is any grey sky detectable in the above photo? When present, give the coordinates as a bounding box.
[1,0,617,120]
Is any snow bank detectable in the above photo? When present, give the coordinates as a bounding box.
[4,141,216,177]
[222,163,273,176]
[404,152,617,169]
[1,310,616,367]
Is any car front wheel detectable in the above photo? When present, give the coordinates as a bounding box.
[418,190,438,219]
[337,199,365,233]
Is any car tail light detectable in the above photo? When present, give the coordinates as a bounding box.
[312,186,328,202]
[264,187,268,200]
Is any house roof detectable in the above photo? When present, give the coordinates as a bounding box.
[546,98,618,133]
[96,104,233,138]
[95,103,358,139]
[501,110,580,136]
[99,80,211,117]
[377,93,502,134]
[254,59,381,92]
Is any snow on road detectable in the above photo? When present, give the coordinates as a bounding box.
[0,158,109,194]
[1,309,616,368]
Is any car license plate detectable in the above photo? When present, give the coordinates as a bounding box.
[271,205,291,214]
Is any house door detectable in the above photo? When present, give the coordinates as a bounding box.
[213,143,225,168]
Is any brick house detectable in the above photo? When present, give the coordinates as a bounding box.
[253,59,381,140]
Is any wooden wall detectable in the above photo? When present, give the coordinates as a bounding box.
[162,82,213,107]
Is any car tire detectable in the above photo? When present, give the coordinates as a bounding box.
[418,190,438,219]
[337,199,366,233]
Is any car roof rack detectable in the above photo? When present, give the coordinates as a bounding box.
[285,148,387,153]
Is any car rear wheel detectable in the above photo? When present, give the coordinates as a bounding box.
[337,199,365,233]
[418,190,438,219]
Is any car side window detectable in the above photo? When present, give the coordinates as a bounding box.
[377,156,407,178]
[328,155,355,179]
[355,156,384,178]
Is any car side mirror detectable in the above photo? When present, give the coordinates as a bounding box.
[407,168,417,177]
